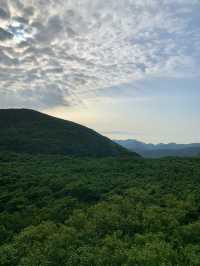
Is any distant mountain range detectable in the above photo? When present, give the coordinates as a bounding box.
[115,139,200,158]
[0,109,138,157]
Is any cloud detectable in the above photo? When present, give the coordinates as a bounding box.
[0,8,10,19]
[101,130,139,136]
[0,28,13,41]
[0,0,199,109]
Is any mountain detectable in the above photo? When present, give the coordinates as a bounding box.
[115,139,200,158]
[0,109,138,157]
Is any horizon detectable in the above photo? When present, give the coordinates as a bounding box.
[0,1,200,143]
[1,107,199,145]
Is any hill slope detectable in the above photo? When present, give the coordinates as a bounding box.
[115,139,200,158]
[0,109,137,157]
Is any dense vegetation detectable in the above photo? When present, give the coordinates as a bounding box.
[0,109,134,157]
[0,152,200,265]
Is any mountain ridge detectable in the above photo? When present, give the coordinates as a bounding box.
[0,108,138,157]
[115,139,200,158]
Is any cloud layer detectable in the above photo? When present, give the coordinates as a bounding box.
[0,0,200,108]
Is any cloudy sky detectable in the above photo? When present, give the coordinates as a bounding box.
[0,0,200,143]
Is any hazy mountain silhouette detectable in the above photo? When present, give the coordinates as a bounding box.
[115,139,200,158]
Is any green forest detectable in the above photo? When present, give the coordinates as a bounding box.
[0,152,200,265]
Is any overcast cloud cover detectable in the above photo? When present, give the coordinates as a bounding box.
[0,0,200,109]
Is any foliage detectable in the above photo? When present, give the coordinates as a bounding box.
[0,153,200,265]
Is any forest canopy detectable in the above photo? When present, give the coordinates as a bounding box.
[0,153,200,265]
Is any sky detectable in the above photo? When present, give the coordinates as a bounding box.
[0,0,200,143]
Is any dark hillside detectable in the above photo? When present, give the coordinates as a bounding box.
[0,109,137,157]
